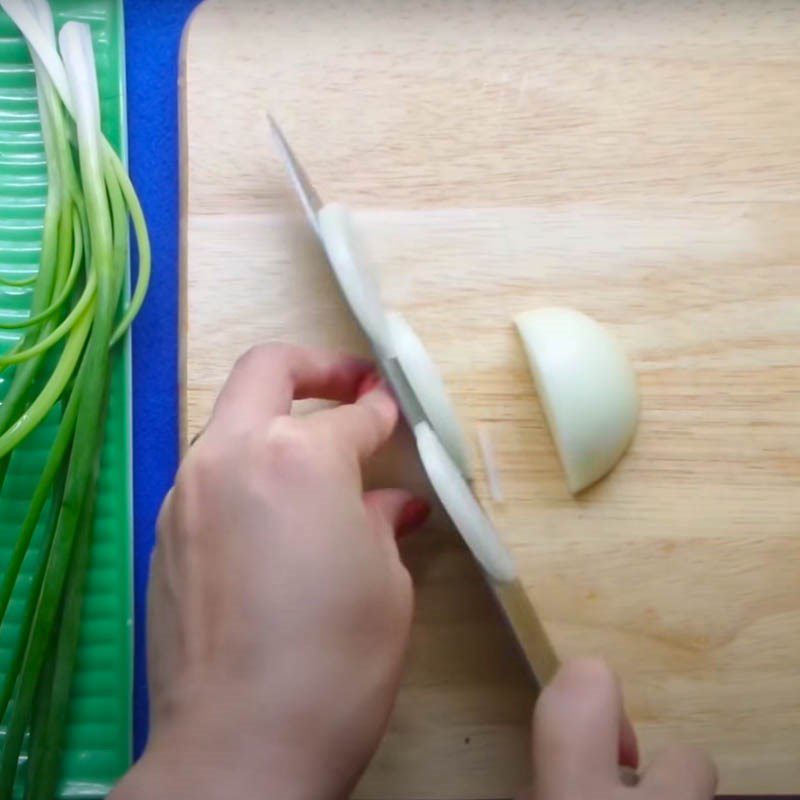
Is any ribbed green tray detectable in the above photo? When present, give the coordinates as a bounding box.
[0,1,132,796]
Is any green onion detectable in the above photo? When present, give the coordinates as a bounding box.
[0,211,83,331]
[0,0,151,793]
[0,274,38,288]
[25,383,105,800]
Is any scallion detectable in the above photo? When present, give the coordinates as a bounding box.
[0,0,151,793]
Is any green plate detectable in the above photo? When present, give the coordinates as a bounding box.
[0,1,132,796]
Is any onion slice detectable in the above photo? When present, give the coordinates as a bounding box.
[317,203,394,358]
[515,307,639,494]
[388,312,471,477]
[415,421,515,582]
[316,204,471,476]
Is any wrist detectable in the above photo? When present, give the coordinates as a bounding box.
[111,726,333,800]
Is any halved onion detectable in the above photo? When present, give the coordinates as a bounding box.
[515,307,639,494]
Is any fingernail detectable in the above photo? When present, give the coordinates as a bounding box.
[357,373,398,424]
[619,748,639,771]
[357,370,383,398]
[619,712,640,770]
[397,498,431,538]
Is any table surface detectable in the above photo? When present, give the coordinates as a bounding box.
[183,1,800,795]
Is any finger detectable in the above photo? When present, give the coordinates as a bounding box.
[533,659,624,788]
[210,344,372,433]
[365,489,430,538]
[641,744,718,799]
[305,383,399,462]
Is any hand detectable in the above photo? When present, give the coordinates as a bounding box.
[528,659,718,800]
[112,345,429,800]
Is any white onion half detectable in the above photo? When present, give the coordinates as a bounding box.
[515,307,639,494]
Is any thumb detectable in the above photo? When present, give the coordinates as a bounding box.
[640,744,718,799]
[532,659,626,795]
[364,489,430,537]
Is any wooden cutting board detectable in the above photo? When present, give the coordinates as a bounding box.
[182,1,800,795]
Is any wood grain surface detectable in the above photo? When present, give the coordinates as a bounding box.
[183,1,800,795]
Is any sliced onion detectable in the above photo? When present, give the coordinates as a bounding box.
[415,421,515,582]
[316,206,472,477]
[317,203,394,358]
[388,312,471,478]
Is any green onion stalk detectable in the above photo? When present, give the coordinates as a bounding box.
[0,0,151,794]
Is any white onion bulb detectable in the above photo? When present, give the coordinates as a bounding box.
[515,307,639,494]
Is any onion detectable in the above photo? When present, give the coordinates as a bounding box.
[317,204,471,476]
[317,203,394,357]
[415,421,514,582]
[515,307,639,494]
[388,312,471,477]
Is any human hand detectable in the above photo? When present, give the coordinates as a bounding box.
[528,659,717,800]
[113,344,429,800]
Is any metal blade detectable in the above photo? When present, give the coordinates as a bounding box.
[268,114,323,235]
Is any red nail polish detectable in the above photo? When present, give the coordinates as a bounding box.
[618,713,640,770]
[397,498,431,538]
[357,370,383,398]
[619,747,639,771]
